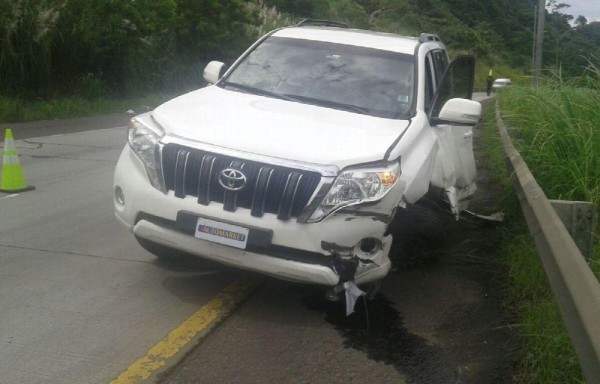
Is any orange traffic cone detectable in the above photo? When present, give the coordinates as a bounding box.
[0,129,35,193]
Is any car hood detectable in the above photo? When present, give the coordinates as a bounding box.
[152,86,409,170]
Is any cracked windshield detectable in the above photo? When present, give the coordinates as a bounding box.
[223,36,414,119]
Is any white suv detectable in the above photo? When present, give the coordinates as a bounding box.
[114,20,481,289]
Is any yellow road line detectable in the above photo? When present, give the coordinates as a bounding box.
[110,277,258,384]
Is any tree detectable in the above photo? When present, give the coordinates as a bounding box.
[173,0,252,62]
[262,0,321,17]
[0,0,61,96]
[575,15,587,28]
[51,0,179,94]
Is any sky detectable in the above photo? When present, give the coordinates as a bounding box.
[560,0,600,22]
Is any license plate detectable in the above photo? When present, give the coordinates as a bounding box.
[194,217,249,249]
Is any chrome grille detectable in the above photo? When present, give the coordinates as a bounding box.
[161,144,322,220]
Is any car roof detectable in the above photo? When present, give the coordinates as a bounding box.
[272,26,422,55]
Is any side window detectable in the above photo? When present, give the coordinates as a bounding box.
[424,56,435,112]
[424,50,447,113]
[432,50,449,86]
[429,56,475,121]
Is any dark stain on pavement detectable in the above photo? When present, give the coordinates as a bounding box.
[304,292,463,384]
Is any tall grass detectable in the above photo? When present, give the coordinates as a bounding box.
[0,0,61,95]
[486,62,600,383]
[0,0,295,124]
[246,0,295,38]
[498,64,600,206]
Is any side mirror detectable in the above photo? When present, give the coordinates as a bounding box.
[203,61,225,85]
[437,98,481,125]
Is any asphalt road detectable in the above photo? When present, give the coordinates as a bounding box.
[0,95,514,384]
[0,121,242,383]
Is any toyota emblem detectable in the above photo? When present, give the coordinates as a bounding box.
[218,168,247,191]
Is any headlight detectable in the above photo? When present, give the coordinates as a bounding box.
[308,162,400,222]
[128,115,165,191]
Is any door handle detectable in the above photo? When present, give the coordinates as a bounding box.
[463,131,473,139]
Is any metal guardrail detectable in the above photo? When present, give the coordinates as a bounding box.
[495,102,600,383]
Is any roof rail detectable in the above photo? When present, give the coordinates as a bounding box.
[296,19,349,28]
[418,33,441,43]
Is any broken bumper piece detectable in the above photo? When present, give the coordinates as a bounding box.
[131,218,392,286]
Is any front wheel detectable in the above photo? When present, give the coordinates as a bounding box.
[135,235,190,262]
[387,203,449,269]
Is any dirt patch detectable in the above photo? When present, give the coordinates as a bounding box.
[392,114,516,383]
[385,113,516,383]
[302,115,517,383]
[302,211,516,384]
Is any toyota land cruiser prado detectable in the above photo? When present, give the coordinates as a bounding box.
[113,20,481,296]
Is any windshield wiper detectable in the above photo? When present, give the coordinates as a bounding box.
[281,94,371,115]
[221,82,373,116]
[221,81,297,102]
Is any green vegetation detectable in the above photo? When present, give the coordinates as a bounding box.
[0,0,255,98]
[480,63,600,383]
[0,0,285,123]
[2,0,600,123]
[2,1,600,382]
[263,0,600,85]
[0,93,175,123]
[499,70,600,205]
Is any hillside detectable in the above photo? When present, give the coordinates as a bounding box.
[1,0,598,99]
[267,0,600,81]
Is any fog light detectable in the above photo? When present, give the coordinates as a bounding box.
[115,186,125,206]
[359,237,380,254]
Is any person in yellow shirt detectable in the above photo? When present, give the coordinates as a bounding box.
[486,69,494,96]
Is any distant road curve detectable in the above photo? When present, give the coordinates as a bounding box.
[0,113,132,141]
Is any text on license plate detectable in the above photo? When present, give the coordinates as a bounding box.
[194,217,249,249]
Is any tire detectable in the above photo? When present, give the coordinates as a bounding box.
[135,235,190,263]
[388,202,449,269]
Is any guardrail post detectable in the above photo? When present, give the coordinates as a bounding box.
[549,200,597,261]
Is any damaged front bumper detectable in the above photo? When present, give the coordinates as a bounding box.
[129,215,392,286]
[114,145,397,286]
